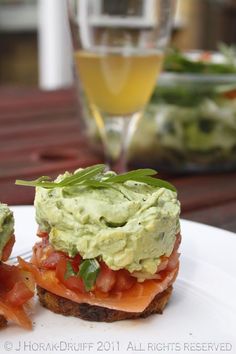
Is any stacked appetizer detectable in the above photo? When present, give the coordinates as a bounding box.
[0,203,34,329]
[17,165,181,322]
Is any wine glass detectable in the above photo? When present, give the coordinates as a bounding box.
[67,0,176,172]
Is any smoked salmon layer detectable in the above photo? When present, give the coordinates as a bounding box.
[0,249,34,330]
[19,233,181,322]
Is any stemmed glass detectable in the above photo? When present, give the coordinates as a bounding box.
[67,0,175,172]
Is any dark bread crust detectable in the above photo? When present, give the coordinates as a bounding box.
[37,285,173,322]
[0,315,7,329]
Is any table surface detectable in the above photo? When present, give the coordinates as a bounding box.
[0,87,236,233]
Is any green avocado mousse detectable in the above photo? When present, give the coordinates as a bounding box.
[16,165,181,321]
[0,203,14,261]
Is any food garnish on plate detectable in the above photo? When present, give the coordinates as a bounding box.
[0,203,34,329]
[16,165,181,322]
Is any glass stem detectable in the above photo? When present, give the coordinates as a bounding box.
[102,112,142,173]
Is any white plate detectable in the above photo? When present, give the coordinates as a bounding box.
[1,206,236,354]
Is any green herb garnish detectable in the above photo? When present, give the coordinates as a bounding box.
[15,165,176,192]
[64,261,76,279]
[15,164,105,189]
[64,259,100,292]
[78,259,100,291]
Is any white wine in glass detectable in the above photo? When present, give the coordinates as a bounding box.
[68,0,176,171]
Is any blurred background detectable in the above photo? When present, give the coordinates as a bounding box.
[1,0,236,175]
[0,0,236,87]
[0,0,236,231]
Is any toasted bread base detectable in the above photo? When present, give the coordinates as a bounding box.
[37,285,173,322]
[0,315,7,329]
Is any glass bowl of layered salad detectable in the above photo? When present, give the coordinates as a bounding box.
[129,45,236,173]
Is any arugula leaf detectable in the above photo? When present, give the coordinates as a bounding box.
[64,261,76,279]
[78,259,100,291]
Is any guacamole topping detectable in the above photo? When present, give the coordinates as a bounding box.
[0,203,14,260]
[35,170,180,276]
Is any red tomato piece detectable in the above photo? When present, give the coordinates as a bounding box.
[0,263,20,293]
[95,262,116,293]
[70,253,82,273]
[31,242,44,266]
[37,230,49,238]
[1,235,15,262]
[32,242,54,267]
[41,251,65,270]
[5,281,34,307]
[113,269,136,292]
[55,258,85,293]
